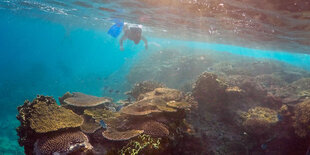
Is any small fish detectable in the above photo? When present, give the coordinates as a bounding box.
[261,143,267,150]
[99,120,107,129]
[104,86,108,90]
[115,90,120,94]
[116,105,123,111]
[109,89,114,93]
[277,113,283,121]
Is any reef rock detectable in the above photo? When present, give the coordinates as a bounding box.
[192,72,228,110]
[292,99,310,137]
[240,106,279,136]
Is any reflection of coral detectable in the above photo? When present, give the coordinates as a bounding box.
[34,131,92,155]
[119,134,161,155]
[292,99,310,137]
[126,81,166,100]
[137,121,169,137]
[241,107,278,136]
[102,129,144,141]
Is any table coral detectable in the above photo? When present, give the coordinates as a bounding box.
[102,129,144,141]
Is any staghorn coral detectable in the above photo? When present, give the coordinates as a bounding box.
[292,99,310,137]
[126,81,166,100]
[102,129,144,141]
[34,130,92,155]
[240,106,278,136]
[119,134,161,155]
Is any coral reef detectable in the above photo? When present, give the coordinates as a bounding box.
[293,99,310,137]
[34,130,92,155]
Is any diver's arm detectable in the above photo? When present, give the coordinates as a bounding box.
[141,36,148,50]
[119,34,126,51]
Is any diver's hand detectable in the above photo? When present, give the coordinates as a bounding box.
[120,46,124,51]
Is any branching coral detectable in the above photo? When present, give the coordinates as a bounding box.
[119,134,161,155]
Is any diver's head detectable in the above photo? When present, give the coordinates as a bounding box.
[129,27,142,44]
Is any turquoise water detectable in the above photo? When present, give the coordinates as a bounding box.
[1,0,310,154]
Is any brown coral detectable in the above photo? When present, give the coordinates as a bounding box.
[137,88,184,102]
[167,101,191,109]
[126,81,166,100]
[102,129,144,141]
[136,121,169,137]
[240,106,278,136]
[120,99,162,116]
[29,100,83,133]
[293,99,310,137]
[34,131,92,155]
[192,72,228,108]
[80,115,101,134]
[64,92,111,107]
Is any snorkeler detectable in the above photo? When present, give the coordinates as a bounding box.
[119,24,148,51]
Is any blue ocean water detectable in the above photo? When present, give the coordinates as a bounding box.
[0,1,310,154]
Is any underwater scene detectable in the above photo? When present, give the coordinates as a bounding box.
[1,0,310,154]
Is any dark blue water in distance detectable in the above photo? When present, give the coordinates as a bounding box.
[0,0,310,154]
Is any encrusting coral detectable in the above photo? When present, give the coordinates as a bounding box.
[292,99,310,137]
[240,106,279,136]
[34,130,93,155]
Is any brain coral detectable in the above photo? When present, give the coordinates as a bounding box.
[34,131,92,155]
[293,99,310,137]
